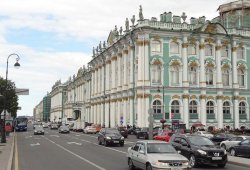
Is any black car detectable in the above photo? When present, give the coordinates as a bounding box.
[117,127,128,138]
[210,133,235,144]
[137,127,149,139]
[128,127,141,135]
[170,134,227,168]
[98,128,124,147]
[229,139,250,157]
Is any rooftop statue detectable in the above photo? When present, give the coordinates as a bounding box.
[103,41,106,49]
[119,26,123,35]
[99,41,102,52]
[131,15,135,27]
[139,5,144,21]
[92,47,95,56]
[125,18,129,31]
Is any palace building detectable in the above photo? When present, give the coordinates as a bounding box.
[35,0,250,129]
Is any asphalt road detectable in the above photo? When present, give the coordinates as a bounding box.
[15,125,250,170]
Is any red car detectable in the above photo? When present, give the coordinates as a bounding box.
[153,132,174,142]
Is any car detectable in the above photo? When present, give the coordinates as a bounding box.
[220,136,250,151]
[128,127,141,135]
[33,122,40,129]
[97,128,124,147]
[210,133,235,145]
[137,127,149,139]
[84,126,97,134]
[229,139,250,157]
[58,125,70,133]
[42,123,49,128]
[193,131,213,138]
[50,123,58,130]
[117,127,128,138]
[153,131,174,142]
[34,125,45,135]
[170,134,227,168]
[127,140,191,170]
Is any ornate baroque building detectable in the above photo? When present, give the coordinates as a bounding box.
[39,0,250,129]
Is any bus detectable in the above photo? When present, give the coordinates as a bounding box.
[14,116,28,131]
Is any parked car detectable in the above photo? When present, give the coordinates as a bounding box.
[98,128,124,146]
[170,134,227,168]
[42,123,49,128]
[137,127,149,139]
[153,131,174,142]
[128,127,141,135]
[34,125,45,135]
[220,136,250,151]
[229,139,250,157]
[50,123,58,130]
[210,133,235,145]
[117,127,128,138]
[58,125,70,133]
[127,140,191,170]
[84,126,97,134]
[193,131,213,138]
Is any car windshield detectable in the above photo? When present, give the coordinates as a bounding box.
[35,126,43,130]
[147,143,177,154]
[106,129,119,134]
[61,126,68,129]
[141,128,149,132]
[188,136,214,146]
[202,132,211,134]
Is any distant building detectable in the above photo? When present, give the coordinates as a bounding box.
[43,94,51,122]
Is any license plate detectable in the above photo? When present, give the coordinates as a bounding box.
[212,157,222,160]
[113,141,119,143]
[171,168,182,170]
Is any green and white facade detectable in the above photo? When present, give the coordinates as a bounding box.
[37,0,250,129]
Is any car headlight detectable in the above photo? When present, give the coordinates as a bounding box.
[224,149,227,155]
[153,161,169,167]
[182,161,189,166]
[106,136,111,140]
[34,130,37,132]
[121,137,124,140]
[197,149,207,155]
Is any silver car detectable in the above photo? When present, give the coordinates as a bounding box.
[127,140,191,170]
[220,136,250,151]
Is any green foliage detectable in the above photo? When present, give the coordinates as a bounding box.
[0,77,19,118]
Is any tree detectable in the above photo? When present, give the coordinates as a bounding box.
[0,77,19,118]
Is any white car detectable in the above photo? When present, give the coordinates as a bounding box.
[220,136,250,151]
[127,140,191,170]
[84,126,97,134]
[194,131,213,138]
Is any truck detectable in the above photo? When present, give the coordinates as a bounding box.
[14,116,28,131]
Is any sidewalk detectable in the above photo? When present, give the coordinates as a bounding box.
[0,133,15,170]
[228,155,250,168]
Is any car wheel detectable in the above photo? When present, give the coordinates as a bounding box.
[218,163,226,168]
[189,154,198,168]
[230,148,237,156]
[104,140,108,147]
[146,163,152,170]
[128,158,135,170]
[98,138,101,145]
[221,144,226,150]
[120,143,124,147]
[136,135,139,139]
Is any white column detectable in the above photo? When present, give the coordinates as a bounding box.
[111,57,116,92]
[117,54,122,90]
[123,99,127,126]
[129,46,134,88]
[199,38,206,88]
[183,96,189,128]
[105,102,109,127]
[217,96,223,128]
[102,65,105,95]
[234,92,240,129]
[144,39,150,84]
[100,103,104,125]
[144,97,150,127]
[111,101,116,127]
[106,62,110,92]
[232,41,238,88]
[129,98,134,126]
[137,97,143,127]
[95,69,98,95]
[137,40,143,86]
[123,50,128,88]
[200,94,207,126]
[117,100,121,126]
[216,40,222,88]
[182,37,188,87]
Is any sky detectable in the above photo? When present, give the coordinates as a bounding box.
[0,0,233,117]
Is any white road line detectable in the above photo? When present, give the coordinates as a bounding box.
[43,136,106,170]
[30,143,40,146]
[67,142,82,146]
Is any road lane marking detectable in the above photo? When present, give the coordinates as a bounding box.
[30,143,40,146]
[43,136,106,170]
[25,136,32,139]
[75,134,80,137]
[50,135,60,137]
[67,142,82,146]
[34,138,41,140]
[15,134,19,170]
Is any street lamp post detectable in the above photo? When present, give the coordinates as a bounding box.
[1,53,20,143]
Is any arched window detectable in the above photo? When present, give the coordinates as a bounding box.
[188,44,196,55]
[237,47,245,59]
[206,101,214,114]
[206,67,214,85]
[205,44,213,56]
[170,42,179,54]
[170,66,180,85]
[171,100,180,114]
[151,64,162,84]
[237,68,245,87]
[153,100,162,114]
[221,46,229,58]
[223,101,230,114]
[151,40,161,52]
[189,66,197,85]
[189,101,197,114]
[239,102,246,114]
[222,69,230,86]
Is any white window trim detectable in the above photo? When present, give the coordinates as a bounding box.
[150,39,163,56]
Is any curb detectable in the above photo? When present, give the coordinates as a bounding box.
[7,133,15,170]
[228,161,250,168]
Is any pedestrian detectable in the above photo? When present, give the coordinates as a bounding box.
[5,122,12,137]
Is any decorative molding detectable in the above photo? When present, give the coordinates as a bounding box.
[239,97,246,101]
[153,35,161,40]
[189,37,197,45]
[238,42,244,48]
[153,94,162,99]
[216,95,223,100]
[123,50,128,54]
[232,47,237,52]
[199,44,205,49]
[171,37,178,43]
[223,96,230,101]
[111,55,117,61]
[222,40,229,46]
[172,95,180,99]
[205,37,215,44]
[137,94,151,98]
[215,45,222,51]
[207,96,215,100]
[169,59,181,66]
[232,96,240,100]
[182,94,190,99]
[199,95,206,100]
[182,43,188,48]
[221,64,230,70]
[190,95,197,100]
[189,61,199,67]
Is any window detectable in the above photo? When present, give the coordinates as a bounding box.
[237,47,245,59]
[151,64,162,84]
[170,42,179,54]
[188,44,196,55]
[221,46,229,58]
[206,67,214,85]
[189,101,197,114]
[133,143,141,151]
[189,66,197,85]
[223,102,230,114]
[153,100,162,114]
[222,69,230,86]
[239,102,246,114]
[171,100,180,114]
[206,101,214,114]
[238,68,245,87]
[205,44,213,56]
[170,66,180,85]
[151,40,161,52]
